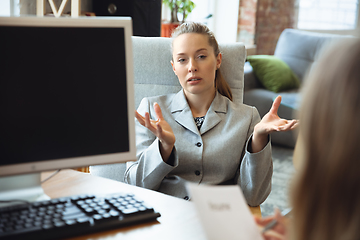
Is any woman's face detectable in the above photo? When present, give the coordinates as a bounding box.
[171,33,222,98]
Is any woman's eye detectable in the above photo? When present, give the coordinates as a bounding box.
[198,55,207,59]
[178,58,185,63]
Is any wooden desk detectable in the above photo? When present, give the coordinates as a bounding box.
[41,169,261,240]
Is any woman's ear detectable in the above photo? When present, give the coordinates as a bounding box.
[216,53,222,69]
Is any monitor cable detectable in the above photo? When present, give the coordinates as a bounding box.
[41,169,62,184]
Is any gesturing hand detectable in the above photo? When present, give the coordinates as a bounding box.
[254,96,299,136]
[251,96,299,153]
[135,102,175,162]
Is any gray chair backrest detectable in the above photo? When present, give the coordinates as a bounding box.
[274,28,353,82]
[90,36,246,182]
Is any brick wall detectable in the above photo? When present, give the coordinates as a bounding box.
[237,0,296,55]
[237,0,258,46]
[255,0,296,55]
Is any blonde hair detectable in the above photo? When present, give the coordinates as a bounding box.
[171,22,233,101]
[290,38,360,240]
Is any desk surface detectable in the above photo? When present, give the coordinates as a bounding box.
[41,169,261,240]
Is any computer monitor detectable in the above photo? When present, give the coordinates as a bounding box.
[0,16,136,203]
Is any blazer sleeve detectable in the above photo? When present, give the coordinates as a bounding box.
[236,106,273,207]
[124,97,179,190]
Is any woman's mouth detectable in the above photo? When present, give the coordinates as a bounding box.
[188,77,202,82]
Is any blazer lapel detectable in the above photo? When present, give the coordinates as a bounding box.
[170,91,228,135]
[200,92,227,135]
[170,91,200,135]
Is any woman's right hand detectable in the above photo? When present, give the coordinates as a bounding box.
[135,102,175,162]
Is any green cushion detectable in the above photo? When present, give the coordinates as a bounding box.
[247,55,300,93]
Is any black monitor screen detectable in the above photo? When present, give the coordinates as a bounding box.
[0,26,129,165]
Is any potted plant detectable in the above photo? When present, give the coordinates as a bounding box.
[161,0,196,37]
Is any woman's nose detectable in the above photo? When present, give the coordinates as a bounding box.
[188,59,198,72]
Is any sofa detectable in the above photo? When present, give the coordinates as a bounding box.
[90,36,246,182]
[244,28,353,148]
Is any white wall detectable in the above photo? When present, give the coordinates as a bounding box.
[0,0,19,16]
[210,0,240,43]
[0,1,11,16]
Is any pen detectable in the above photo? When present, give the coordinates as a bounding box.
[261,208,292,233]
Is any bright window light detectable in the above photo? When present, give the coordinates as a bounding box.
[0,0,11,16]
[298,0,359,30]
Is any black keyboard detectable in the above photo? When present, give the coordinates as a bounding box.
[0,193,161,240]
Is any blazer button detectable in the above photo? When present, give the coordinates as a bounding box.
[195,170,200,176]
[184,196,189,200]
[196,142,202,147]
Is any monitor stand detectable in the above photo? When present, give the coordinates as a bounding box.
[0,173,50,207]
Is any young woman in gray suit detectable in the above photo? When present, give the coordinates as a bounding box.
[125,22,297,206]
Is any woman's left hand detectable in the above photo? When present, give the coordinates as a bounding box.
[251,96,299,152]
[255,95,299,135]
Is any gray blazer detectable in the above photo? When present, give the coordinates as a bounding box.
[125,90,272,206]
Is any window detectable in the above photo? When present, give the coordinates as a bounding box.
[297,0,359,30]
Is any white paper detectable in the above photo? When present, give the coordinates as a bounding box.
[187,184,264,240]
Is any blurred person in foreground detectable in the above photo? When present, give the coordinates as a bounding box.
[256,38,360,240]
